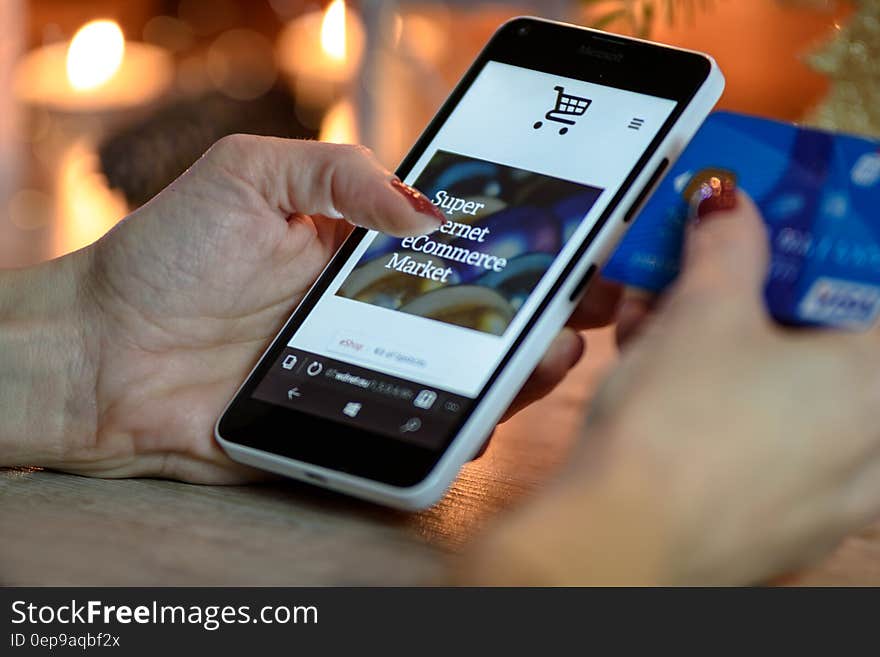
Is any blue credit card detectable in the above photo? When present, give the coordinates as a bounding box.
[604,111,880,329]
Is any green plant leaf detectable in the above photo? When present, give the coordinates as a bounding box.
[582,0,719,38]
[592,8,630,30]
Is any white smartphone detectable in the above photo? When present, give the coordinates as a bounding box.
[216,17,724,509]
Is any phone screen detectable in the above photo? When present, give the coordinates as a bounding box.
[250,60,676,449]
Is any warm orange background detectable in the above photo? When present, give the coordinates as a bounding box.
[649,0,853,121]
[377,0,852,164]
[2,0,855,266]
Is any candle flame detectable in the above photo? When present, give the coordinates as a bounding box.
[66,20,125,91]
[319,99,358,144]
[320,0,347,61]
[55,141,128,257]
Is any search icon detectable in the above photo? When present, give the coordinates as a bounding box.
[400,418,422,434]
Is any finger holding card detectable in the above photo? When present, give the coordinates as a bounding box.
[605,111,880,332]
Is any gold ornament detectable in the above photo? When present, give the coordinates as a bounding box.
[808,0,880,136]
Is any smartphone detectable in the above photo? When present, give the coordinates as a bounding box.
[216,17,724,509]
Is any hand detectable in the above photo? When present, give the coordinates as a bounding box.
[1,135,619,483]
[463,192,880,585]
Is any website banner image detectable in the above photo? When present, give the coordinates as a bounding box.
[337,150,604,336]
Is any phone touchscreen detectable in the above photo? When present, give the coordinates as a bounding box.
[251,61,677,448]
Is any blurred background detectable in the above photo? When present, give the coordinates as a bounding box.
[0,0,872,269]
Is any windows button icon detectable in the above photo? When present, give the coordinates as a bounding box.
[343,402,362,418]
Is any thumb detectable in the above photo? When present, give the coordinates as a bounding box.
[208,135,445,237]
[677,184,770,304]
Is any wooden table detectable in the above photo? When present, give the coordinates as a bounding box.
[2,328,879,586]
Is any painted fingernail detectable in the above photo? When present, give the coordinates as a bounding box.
[685,169,737,224]
[390,178,446,223]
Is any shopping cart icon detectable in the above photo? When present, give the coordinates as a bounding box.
[533,86,591,135]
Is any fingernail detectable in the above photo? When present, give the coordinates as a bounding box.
[390,179,446,223]
[326,205,345,220]
[686,169,738,224]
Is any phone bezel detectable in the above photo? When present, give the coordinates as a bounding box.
[217,17,713,487]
